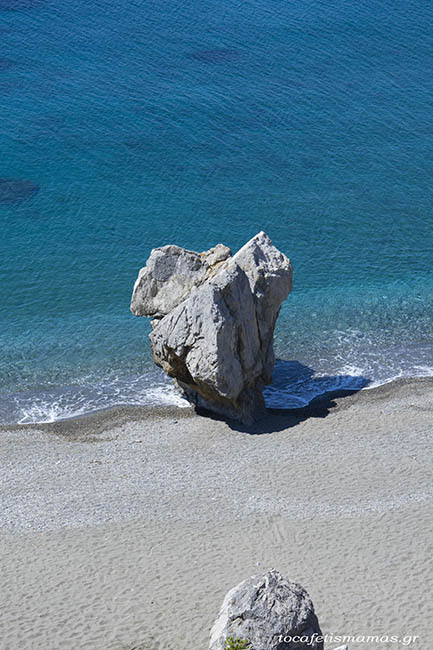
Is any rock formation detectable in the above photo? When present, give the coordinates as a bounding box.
[131,232,292,424]
[209,569,323,650]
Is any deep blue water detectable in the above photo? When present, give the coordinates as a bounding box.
[1,0,433,423]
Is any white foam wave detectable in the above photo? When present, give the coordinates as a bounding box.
[17,401,89,425]
[4,341,433,424]
[8,375,190,425]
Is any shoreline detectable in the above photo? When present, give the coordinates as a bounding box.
[3,366,433,429]
[2,374,433,437]
[1,375,432,649]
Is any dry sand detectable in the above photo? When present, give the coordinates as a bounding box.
[0,378,432,650]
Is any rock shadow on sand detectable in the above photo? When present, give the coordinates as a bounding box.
[198,360,370,434]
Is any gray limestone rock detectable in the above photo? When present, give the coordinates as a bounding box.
[131,232,292,424]
[130,243,232,318]
[209,569,323,650]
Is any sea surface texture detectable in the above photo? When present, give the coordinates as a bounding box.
[1,0,433,423]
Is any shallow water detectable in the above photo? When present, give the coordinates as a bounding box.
[1,0,433,423]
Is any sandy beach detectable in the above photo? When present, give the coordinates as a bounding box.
[1,378,432,650]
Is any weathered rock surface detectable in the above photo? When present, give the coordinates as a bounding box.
[209,569,323,650]
[131,232,292,424]
[130,243,232,318]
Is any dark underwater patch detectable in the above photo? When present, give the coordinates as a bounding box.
[0,0,44,9]
[0,58,14,71]
[187,48,241,64]
[0,178,39,204]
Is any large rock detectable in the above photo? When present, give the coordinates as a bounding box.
[209,570,323,650]
[130,232,292,424]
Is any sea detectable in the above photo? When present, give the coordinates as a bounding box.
[1,0,433,424]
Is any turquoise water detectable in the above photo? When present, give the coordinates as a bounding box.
[1,0,433,423]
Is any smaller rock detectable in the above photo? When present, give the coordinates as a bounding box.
[209,569,323,650]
